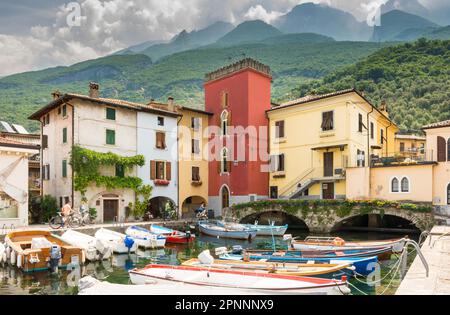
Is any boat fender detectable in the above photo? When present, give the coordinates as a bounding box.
[333,238,345,246]
[0,243,4,263]
[123,236,135,250]
[1,253,6,264]
[10,250,16,266]
[17,254,22,268]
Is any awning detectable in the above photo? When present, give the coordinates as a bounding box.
[311,144,348,151]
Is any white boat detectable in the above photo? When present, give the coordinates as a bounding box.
[129,264,350,295]
[125,226,166,248]
[199,222,257,240]
[291,236,407,253]
[94,228,137,254]
[78,276,315,295]
[243,221,288,236]
[59,229,113,261]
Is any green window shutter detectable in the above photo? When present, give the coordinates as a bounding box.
[62,105,67,117]
[106,107,116,120]
[115,164,124,177]
[62,128,67,143]
[106,129,116,145]
[62,160,67,178]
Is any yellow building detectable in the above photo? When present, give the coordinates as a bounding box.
[346,119,450,216]
[394,134,426,159]
[177,107,211,218]
[267,89,398,200]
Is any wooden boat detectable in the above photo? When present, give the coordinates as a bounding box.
[182,258,354,278]
[291,236,407,253]
[129,264,351,295]
[149,224,195,244]
[198,222,257,240]
[217,221,288,236]
[219,253,378,276]
[4,230,84,272]
[94,228,137,254]
[59,229,113,261]
[125,226,166,248]
[245,246,392,260]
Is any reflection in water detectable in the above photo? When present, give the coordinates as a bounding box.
[0,230,417,295]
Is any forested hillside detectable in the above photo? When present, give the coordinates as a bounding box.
[285,39,450,131]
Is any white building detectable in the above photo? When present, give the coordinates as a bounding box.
[29,83,180,223]
[137,99,179,217]
[0,137,38,227]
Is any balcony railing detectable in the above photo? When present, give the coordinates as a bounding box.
[371,150,434,167]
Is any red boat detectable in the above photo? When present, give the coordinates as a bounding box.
[150,224,195,244]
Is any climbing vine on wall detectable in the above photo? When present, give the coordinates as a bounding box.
[70,145,146,197]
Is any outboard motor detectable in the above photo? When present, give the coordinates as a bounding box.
[123,236,135,253]
[185,230,191,240]
[231,245,243,255]
[49,245,62,273]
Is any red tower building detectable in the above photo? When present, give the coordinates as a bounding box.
[204,58,271,215]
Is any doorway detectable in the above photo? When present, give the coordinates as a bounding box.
[103,199,118,222]
[221,186,230,209]
[322,182,334,200]
[324,152,334,177]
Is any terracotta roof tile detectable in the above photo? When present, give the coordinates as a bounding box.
[275,89,355,109]
[422,120,450,130]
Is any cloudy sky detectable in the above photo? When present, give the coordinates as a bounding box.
[0,0,447,77]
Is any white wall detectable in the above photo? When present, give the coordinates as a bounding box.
[137,112,178,206]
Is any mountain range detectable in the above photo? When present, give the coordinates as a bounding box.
[0,2,449,133]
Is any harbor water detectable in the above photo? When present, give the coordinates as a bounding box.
[0,230,418,295]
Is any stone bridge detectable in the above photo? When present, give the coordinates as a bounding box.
[224,201,435,233]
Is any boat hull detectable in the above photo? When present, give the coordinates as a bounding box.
[182,258,354,279]
[199,223,257,240]
[150,225,195,244]
[243,224,288,236]
[220,254,378,276]
[129,264,350,295]
[59,230,113,261]
[125,226,166,248]
[292,238,406,253]
[94,228,137,254]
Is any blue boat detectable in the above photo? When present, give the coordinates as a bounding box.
[219,253,379,276]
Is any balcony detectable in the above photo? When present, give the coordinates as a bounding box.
[371,150,434,168]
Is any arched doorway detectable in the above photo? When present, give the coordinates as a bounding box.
[148,196,176,219]
[181,196,207,218]
[221,185,230,210]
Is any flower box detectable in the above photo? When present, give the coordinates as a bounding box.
[154,179,170,186]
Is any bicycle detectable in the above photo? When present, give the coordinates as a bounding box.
[49,212,80,229]
[71,207,93,226]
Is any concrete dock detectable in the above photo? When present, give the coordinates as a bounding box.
[396,225,450,295]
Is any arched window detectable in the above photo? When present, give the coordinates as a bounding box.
[221,148,229,173]
[401,177,409,192]
[391,177,399,193]
[220,110,228,136]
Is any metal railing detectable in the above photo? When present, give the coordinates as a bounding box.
[400,240,429,279]
[371,150,435,167]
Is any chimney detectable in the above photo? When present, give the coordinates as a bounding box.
[89,82,100,98]
[380,100,389,117]
[167,96,174,111]
[51,90,61,100]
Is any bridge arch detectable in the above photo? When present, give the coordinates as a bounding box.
[331,213,421,234]
[239,210,309,231]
